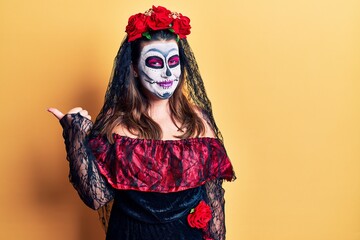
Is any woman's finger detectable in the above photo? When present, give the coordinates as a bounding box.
[47,108,65,120]
[79,109,91,120]
[79,109,88,116]
[68,107,83,114]
[48,107,91,120]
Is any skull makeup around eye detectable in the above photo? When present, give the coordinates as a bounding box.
[137,41,181,99]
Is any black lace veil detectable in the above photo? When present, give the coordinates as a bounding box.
[90,36,222,141]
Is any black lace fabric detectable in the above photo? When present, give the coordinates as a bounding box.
[178,39,223,141]
[204,179,226,240]
[60,113,114,210]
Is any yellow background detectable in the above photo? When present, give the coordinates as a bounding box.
[1,0,359,239]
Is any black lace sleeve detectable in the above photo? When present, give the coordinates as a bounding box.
[204,179,226,240]
[60,113,114,210]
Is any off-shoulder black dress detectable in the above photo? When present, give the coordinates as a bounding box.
[60,113,235,240]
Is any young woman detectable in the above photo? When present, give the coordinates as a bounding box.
[49,6,235,240]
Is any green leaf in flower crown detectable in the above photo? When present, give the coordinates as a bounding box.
[190,208,195,214]
[169,28,175,33]
[142,32,151,40]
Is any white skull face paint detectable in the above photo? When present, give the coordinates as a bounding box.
[137,41,181,99]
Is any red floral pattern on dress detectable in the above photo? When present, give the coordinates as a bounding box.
[88,134,109,163]
[187,201,212,229]
[88,134,235,193]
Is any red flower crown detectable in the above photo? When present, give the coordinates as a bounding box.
[125,6,191,42]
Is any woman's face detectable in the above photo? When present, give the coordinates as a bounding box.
[136,39,181,99]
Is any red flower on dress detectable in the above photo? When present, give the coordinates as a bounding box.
[187,201,212,229]
[125,6,191,42]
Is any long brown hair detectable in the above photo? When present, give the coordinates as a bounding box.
[102,30,205,142]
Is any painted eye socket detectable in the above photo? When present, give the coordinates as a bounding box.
[168,55,180,68]
[145,56,164,69]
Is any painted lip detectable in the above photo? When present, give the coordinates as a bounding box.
[156,80,174,89]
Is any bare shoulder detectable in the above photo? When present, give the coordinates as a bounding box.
[193,106,216,138]
[112,124,138,138]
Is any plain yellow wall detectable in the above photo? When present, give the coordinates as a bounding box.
[1,0,360,239]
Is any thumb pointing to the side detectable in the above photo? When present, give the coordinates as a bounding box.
[47,107,65,120]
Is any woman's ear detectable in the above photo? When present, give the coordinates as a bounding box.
[131,64,139,77]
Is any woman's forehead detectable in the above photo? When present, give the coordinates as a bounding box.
[140,40,179,56]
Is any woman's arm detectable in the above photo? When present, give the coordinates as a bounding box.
[195,107,226,239]
[204,179,226,240]
[50,108,114,210]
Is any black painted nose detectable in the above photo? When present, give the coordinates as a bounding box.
[166,67,172,77]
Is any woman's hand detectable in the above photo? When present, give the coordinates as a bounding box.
[47,107,92,120]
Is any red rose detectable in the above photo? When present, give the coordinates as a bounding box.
[126,13,148,42]
[172,15,191,38]
[125,6,191,42]
[147,5,173,31]
[187,201,212,229]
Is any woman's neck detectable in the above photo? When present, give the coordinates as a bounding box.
[148,98,171,118]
